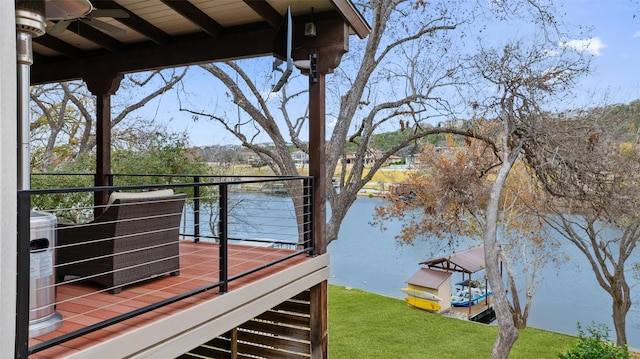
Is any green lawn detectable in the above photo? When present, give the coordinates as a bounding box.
[328,285,575,358]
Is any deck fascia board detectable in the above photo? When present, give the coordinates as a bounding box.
[62,254,329,359]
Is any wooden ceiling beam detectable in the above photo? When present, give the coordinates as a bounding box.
[31,14,356,85]
[67,21,124,52]
[31,28,278,84]
[90,0,171,45]
[33,35,84,59]
[243,0,282,29]
[161,0,224,37]
[329,0,370,39]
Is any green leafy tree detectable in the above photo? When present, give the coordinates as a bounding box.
[31,151,96,222]
[32,131,208,222]
[558,323,629,359]
[112,131,208,186]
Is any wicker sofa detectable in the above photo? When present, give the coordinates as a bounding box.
[56,190,186,294]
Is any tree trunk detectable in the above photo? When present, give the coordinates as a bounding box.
[610,272,631,347]
[612,297,628,346]
[484,146,519,358]
[607,246,633,346]
[511,312,526,330]
[503,255,529,329]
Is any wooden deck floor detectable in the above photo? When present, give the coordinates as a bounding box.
[28,241,310,358]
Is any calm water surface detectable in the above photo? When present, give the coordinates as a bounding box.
[327,197,640,349]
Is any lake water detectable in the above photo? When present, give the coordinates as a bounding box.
[327,196,640,349]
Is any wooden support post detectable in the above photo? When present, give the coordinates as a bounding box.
[296,21,348,359]
[468,275,472,316]
[84,73,123,215]
[95,93,111,200]
[310,281,328,359]
[308,54,328,359]
[309,61,326,256]
[230,328,238,359]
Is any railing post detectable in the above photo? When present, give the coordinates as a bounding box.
[219,184,228,293]
[194,176,200,243]
[15,191,31,358]
[303,177,314,255]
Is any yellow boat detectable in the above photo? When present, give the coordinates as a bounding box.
[404,295,441,312]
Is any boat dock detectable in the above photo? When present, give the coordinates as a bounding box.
[446,296,495,323]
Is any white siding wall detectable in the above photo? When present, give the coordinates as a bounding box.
[0,2,18,357]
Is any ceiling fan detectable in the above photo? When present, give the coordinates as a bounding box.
[49,8,130,36]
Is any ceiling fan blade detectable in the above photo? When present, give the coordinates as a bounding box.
[45,0,93,20]
[49,20,72,34]
[89,9,130,18]
[81,18,127,36]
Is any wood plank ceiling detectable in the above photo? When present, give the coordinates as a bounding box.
[30,0,369,84]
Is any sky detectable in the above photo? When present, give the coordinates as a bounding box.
[556,0,640,105]
[137,0,640,147]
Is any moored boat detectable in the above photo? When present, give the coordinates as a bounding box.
[401,287,443,302]
[450,286,491,307]
[404,295,442,312]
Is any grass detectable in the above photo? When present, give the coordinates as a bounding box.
[328,285,575,358]
[370,167,413,184]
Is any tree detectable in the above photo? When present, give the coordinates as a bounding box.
[30,69,187,172]
[559,322,630,359]
[373,134,558,330]
[177,2,578,357]
[521,106,640,347]
[31,130,208,223]
[179,0,555,245]
[178,0,477,246]
[111,130,208,182]
[467,37,588,357]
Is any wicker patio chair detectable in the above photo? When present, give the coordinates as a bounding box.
[56,192,186,294]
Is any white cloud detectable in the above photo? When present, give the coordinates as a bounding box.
[559,37,607,56]
[633,31,640,38]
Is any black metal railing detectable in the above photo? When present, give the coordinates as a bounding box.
[17,175,314,357]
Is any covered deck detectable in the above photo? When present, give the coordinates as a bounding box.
[29,241,328,358]
[7,1,371,357]
[23,176,327,358]
[31,241,326,358]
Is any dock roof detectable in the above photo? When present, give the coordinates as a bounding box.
[406,267,452,289]
[420,245,486,274]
